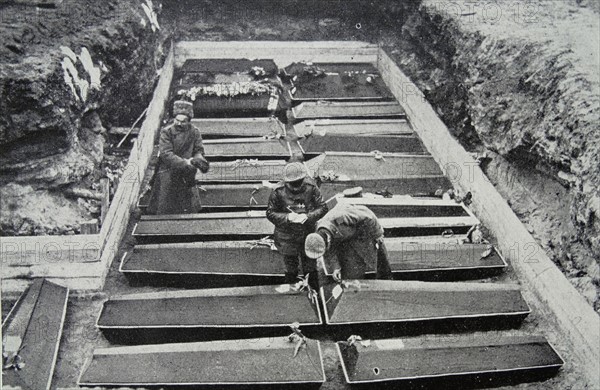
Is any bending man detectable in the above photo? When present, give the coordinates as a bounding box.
[305,203,393,281]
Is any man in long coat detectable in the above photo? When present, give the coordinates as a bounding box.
[148,100,209,215]
[305,202,392,281]
[266,162,328,288]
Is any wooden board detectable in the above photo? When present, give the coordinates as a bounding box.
[337,333,563,386]
[284,62,394,101]
[203,138,291,160]
[132,211,272,238]
[79,338,325,388]
[299,134,426,155]
[191,117,285,138]
[321,280,529,327]
[292,101,405,120]
[120,241,285,276]
[198,159,287,183]
[97,285,322,343]
[2,279,69,390]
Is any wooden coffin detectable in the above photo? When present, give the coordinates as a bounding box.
[292,101,405,120]
[298,134,426,156]
[318,177,452,200]
[284,62,394,101]
[132,211,272,240]
[96,285,322,344]
[203,137,291,160]
[328,195,479,236]
[294,119,414,137]
[197,159,287,183]
[196,183,273,209]
[2,279,69,390]
[320,280,530,336]
[192,117,285,139]
[307,152,444,182]
[79,338,325,389]
[120,241,286,287]
[336,333,563,388]
[378,238,506,280]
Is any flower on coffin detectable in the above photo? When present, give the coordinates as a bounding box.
[295,274,318,304]
[250,66,266,78]
[346,335,370,348]
[320,170,339,182]
[249,236,277,251]
[177,81,273,100]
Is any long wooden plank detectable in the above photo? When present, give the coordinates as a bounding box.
[191,117,285,138]
[198,159,287,182]
[1,234,100,266]
[203,138,290,159]
[79,338,325,387]
[378,49,599,382]
[120,242,285,276]
[299,134,426,155]
[285,62,394,101]
[292,101,405,120]
[294,119,413,137]
[2,279,69,390]
[321,280,529,326]
[337,333,563,385]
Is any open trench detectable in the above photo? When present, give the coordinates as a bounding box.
[0,0,598,388]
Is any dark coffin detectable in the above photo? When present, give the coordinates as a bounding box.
[120,241,286,287]
[197,183,273,209]
[180,59,278,76]
[132,211,272,240]
[294,119,414,137]
[299,134,426,155]
[319,177,452,200]
[328,195,479,236]
[192,117,285,139]
[292,101,405,120]
[97,285,322,343]
[320,280,530,336]
[198,160,287,183]
[173,59,282,118]
[203,138,291,160]
[307,153,444,182]
[336,333,563,388]
[79,338,325,389]
[2,279,69,390]
[379,239,506,280]
[284,62,394,101]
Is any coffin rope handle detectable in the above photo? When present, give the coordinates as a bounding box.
[370,150,385,161]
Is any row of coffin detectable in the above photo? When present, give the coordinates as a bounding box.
[82,68,562,388]
[1,276,565,389]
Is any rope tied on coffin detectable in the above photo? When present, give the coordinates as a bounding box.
[370,150,386,161]
[248,236,277,251]
[346,335,371,348]
[230,158,261,170]
[294,274,318,304]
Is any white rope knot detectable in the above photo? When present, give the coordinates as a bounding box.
[370,150,385,161]
[248,236,277,251]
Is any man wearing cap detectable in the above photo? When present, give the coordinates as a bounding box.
[148,100,209,214]
[305,203,393,281]
[266,162,328,288]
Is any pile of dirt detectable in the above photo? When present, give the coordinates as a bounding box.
[379,0,599,310]
[0,0,166,235]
